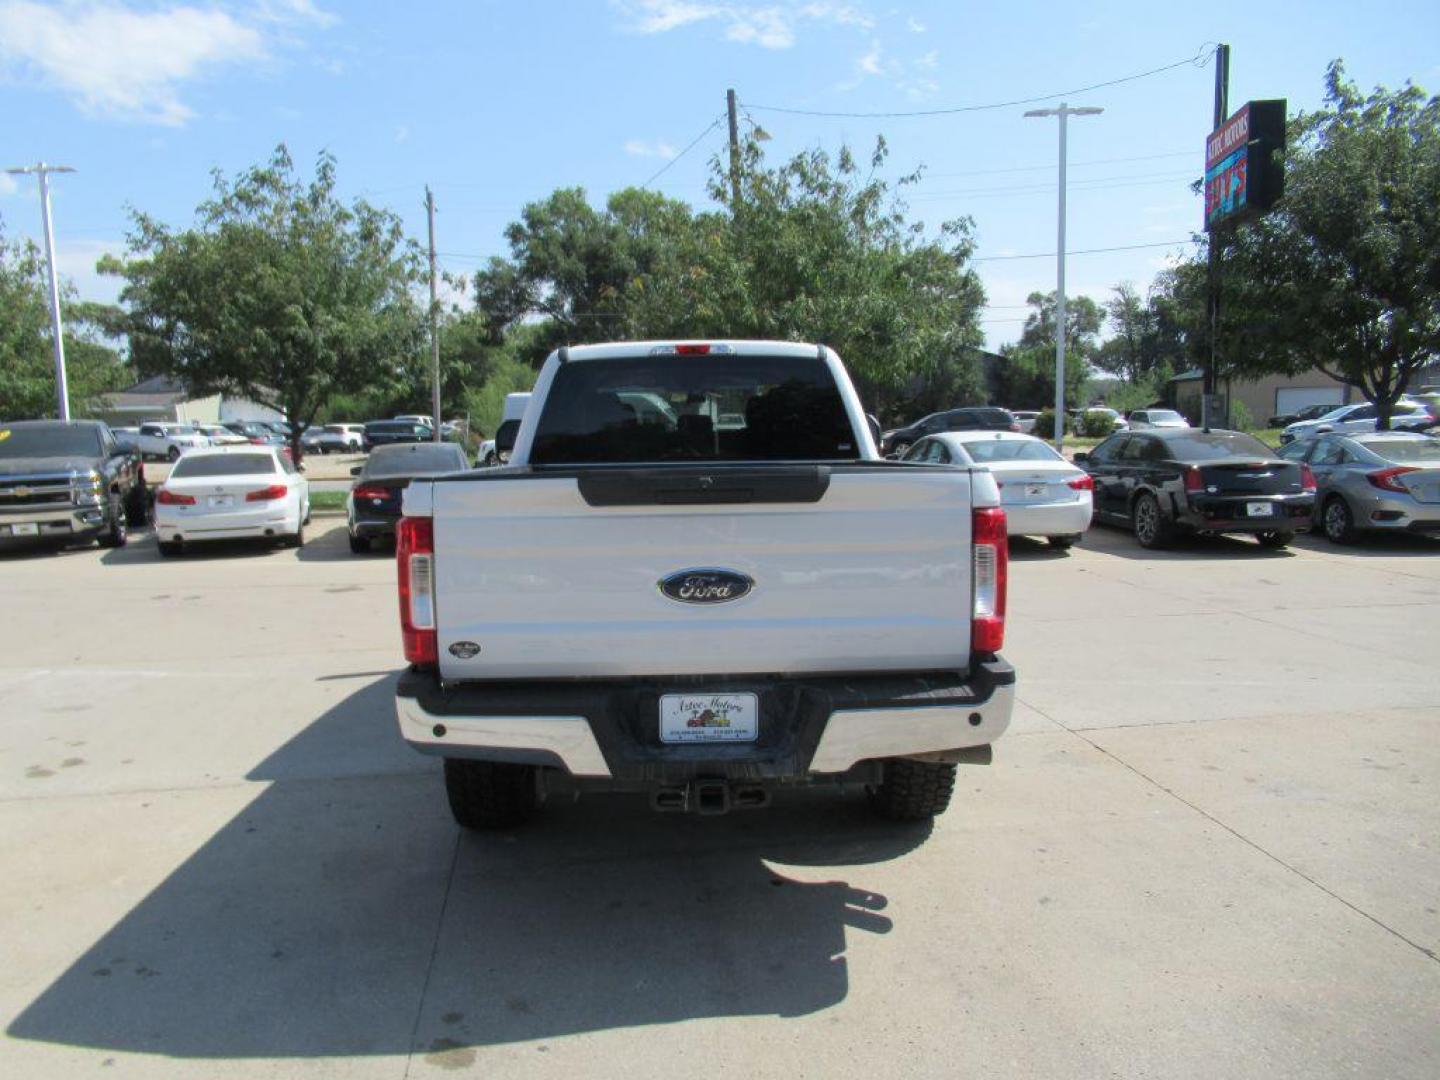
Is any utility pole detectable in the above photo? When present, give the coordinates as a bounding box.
[1203,43,1231,433]
[1023,104,1102,451]
[5,162,76,420]
[425,186,442,443]
[726,88,742,207]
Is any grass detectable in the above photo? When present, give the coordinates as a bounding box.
[1044,426,1288,453]
[309,490,348,512]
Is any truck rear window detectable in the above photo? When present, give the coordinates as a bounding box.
[529,355,859,464]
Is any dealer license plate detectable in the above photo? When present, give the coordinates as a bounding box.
[1025,484,1046,497]
[1246,501,1273,517]
[207,494,234,508]
[7,522,39,536]
[659,692,758,744]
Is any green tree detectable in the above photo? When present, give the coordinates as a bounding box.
[994,291,1101,409]
[104,146,425,460]
[1,227,127,419]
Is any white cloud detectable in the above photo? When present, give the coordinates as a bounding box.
[906,16,925,32]
[914,48,938,70]
[624,138,680,159]
[615,0,873,50]
[838,39,938,98]
[0,1,335,125]
[856,39,883,76]
[394,125,410,145]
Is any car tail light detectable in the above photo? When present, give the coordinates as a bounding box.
[248,437,267,445]
[1184,465,1204,493]
[156,488,195,505]
[397,516,438,666]
[1067,474,1094,491]
[1367,466,1419,494]
[354,485,391,501]
[971,506,1008,655]
[245,484,288,502]
[1300,464,1317,493]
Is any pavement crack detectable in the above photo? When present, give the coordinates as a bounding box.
[403,828,462,1080]
[1022,699,1439,967]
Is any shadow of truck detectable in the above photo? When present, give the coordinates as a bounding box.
[9,673,928,1060]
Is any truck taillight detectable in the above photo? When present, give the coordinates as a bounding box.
[397,516,437,666]
[971,506,1008,655]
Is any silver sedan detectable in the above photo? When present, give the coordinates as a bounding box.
[1278,432,1440,542]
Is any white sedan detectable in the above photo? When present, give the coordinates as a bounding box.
[903,431,1093,548]
[153,446,309,556]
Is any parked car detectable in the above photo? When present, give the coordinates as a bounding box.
[223,421,286,447]
[393,340,1014,831]
[1075,407,1128,436]
[1267,401,1333,428]
[192,423,248,446]
[903,431,1092,548]
[1010,409,1041,434]
[301,424,357,454]
[880,407,1019,456]
[1076,428,1315,549]
[346,441,469,553]
[153,446,309,556]
[364,420,433,450]
[1277,432,1440,543]
[1280,400,1433,443]
[111,426,142,452]
[395,414,436,429]
[0,420,145,548]
[133,421,210,462]
[478,392,532,466]
[1126,409,1190,431]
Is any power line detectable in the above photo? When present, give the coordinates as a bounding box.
[973,239,1195,262]
[906,169,1197,201]
[745,46,1213,119]
[642,115,725,188]
[919,150,1195,180]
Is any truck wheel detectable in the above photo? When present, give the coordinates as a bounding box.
[97,499,128,549]
[348,533,370,554]
[868,759,956,822]
[124,479,149,526]
[1131,492,1172,549]
[444,759,538,830]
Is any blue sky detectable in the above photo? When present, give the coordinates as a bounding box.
[2,0,1437,351]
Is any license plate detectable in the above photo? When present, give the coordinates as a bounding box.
[8,522,39,536]
[1025,484,1046,497]
[207,494,234,508]
[1246,501,1273,517]
[659,693,758,744]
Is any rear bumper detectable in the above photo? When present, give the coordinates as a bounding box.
[395,659,1015,781]
[1177,493,1314,533]
[351,515,400,539]
[155,505,298,541]
[1004,498,1091,537]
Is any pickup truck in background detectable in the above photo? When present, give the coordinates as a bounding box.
[393,341,1014,833]
[0,420,147,548]
[134,421,211,461]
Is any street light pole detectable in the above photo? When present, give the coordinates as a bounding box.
[425,186,442,443]
[6,162,77,421]
[1023,104,1102,451]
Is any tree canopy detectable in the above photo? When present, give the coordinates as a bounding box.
[104,146,425,456]
[992,290,1101,408]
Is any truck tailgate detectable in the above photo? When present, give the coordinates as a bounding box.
[427,466,975,680]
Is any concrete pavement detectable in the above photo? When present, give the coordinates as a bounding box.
[0,522,1436,1078]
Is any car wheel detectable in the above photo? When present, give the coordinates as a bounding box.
[282,521,305,549]
[166,446,180,462]
[891,441,911,457]
[868,759,956,821]
[483,452,498,467]
[444,759,538,830]
[1131,492,1172,549]
[348,533,370,554]
[124,478,149,526]
[1256,530,1294,549]
[1048,534,1080,549]
[157,539,182,558]
[1322,495,1357,544]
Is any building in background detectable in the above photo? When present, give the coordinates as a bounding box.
[1169,367,1354,426]
[90,375,285,427]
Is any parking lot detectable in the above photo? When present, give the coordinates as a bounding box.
[1,521,1437,1079]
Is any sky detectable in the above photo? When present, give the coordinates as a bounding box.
[2,0,1438,352]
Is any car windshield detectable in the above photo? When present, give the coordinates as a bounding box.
[1146,410,1184,422]
[0,424,103,457]
[1161,432,1276,461]
[169,453,277,477]
[1359,439,1440,463]
[530,354,858,464]
[956,439,1064,463]
[363,445,467,478]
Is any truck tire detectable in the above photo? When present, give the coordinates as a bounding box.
[124,478,149,526]
[869,759,956,822]
[97,498,128,549]
[444,759,538,830]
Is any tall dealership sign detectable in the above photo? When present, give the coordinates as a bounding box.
[1204,99,1286,231]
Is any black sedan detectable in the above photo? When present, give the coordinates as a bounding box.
[346,442,469,553]
[880,407,1018,456]
[1076,429,1315,549]
[362,420,433,450]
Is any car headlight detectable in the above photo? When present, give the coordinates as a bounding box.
[71,471,103,505]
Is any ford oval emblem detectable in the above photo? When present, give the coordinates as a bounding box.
[659,568,754,605]
[448,640,482,659]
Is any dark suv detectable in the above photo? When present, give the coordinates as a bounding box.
[0,420,147,549]
[881,407,1018,456]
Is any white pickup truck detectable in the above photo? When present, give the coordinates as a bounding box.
[393,341,1014,831]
